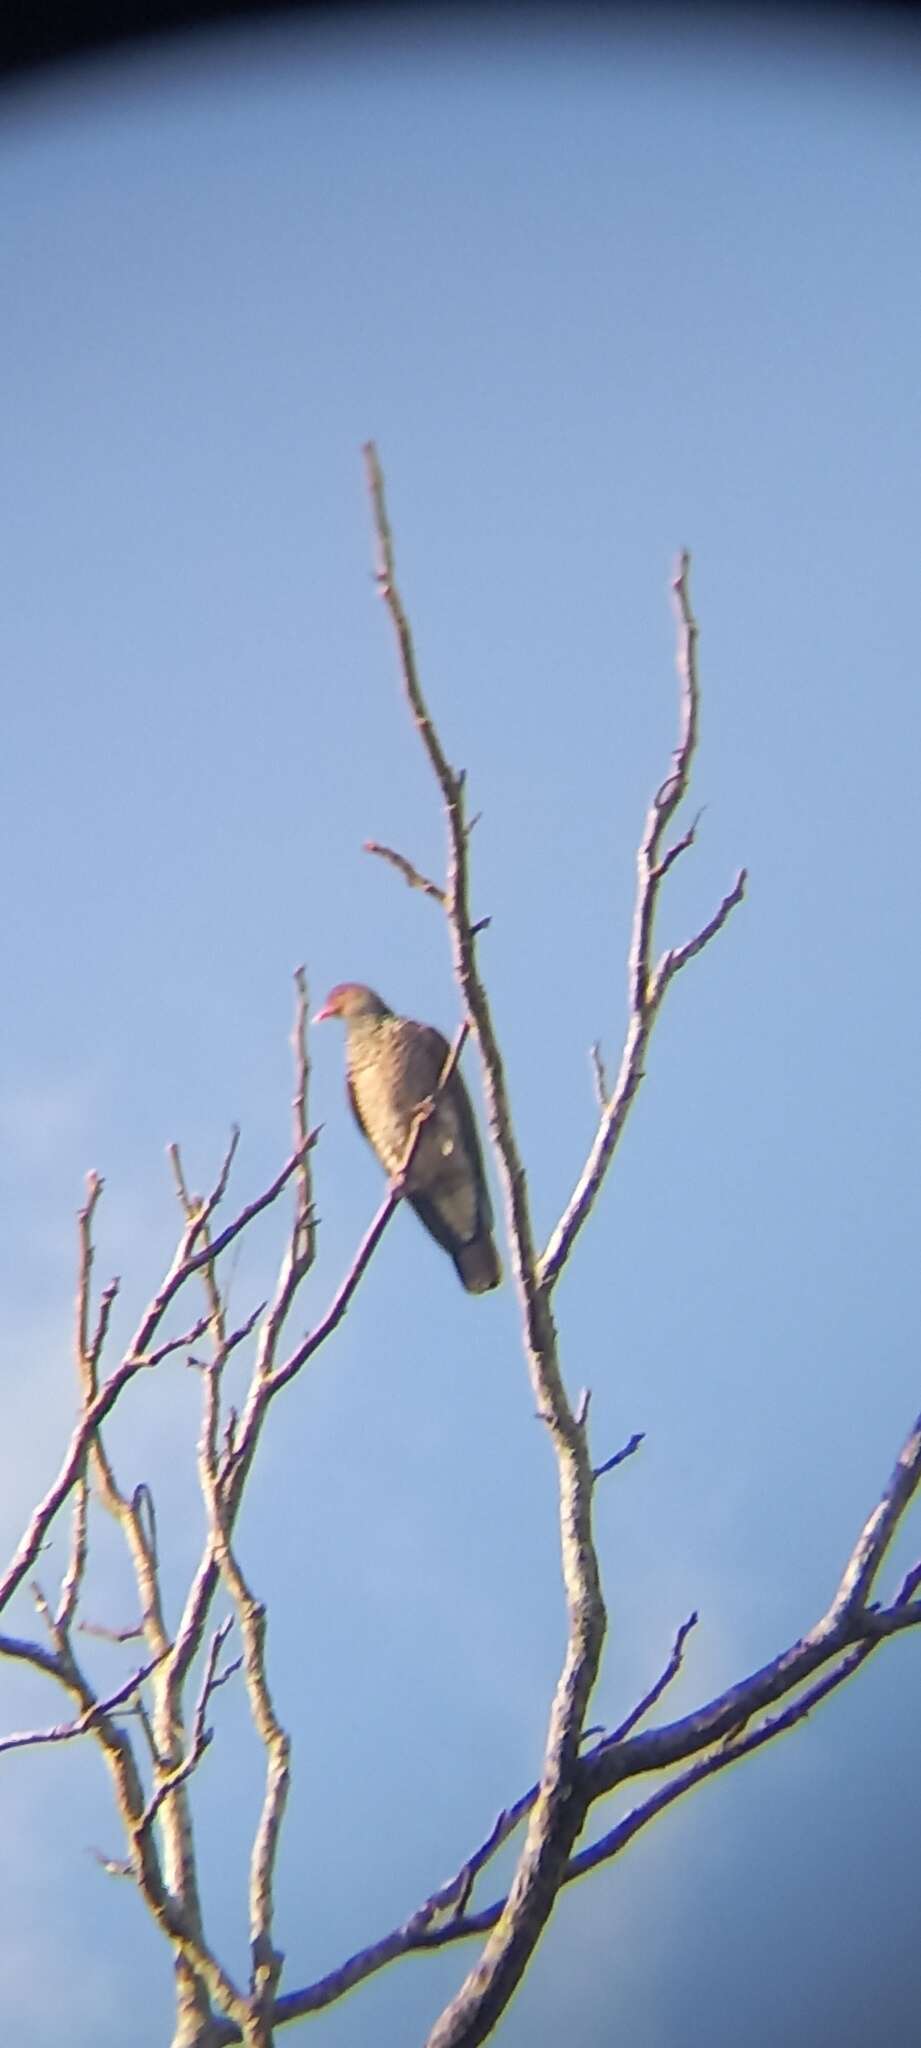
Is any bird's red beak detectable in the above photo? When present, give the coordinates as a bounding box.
[312,997,337,1024]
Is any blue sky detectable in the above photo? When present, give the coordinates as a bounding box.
[2,14,920,2045]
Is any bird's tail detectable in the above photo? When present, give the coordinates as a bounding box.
[454,1233,502,1294]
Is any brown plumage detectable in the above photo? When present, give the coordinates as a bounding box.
[314,983,501,1294]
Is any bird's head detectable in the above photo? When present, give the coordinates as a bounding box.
[313,983,390,1026]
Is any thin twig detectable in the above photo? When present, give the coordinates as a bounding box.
[651,806,703,881]
[138,1621,239,1838]
[653,868,748,993]
[894,1558,921,1604]
[539,553,745,1293]
[589,1043,608,1110]
[62,1176,117,1629]
[130,1311,215,1370]
[79,1619,146,1645]
[291,968,318,1277]
[592,1611,699,1748]
[0,1653,168,1757]
[363,444,457,799]
[55,1475,89,1632]
[592,1430,645,1482]
[364,840,446,905]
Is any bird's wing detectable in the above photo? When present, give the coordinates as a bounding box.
[399,1021,453,1095]
[346,1072,372,1146]
[404,1025,493,1248]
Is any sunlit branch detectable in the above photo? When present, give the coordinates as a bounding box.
[540,554,746,1293]
[0,1651,168,1757]
[365,438,606,2048]
[364,838,446,905]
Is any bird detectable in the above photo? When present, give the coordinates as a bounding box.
[313,983,501,1293]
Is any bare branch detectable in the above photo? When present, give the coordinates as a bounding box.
[653,867,748,993]
[132,1690,160,1767]
[62,1176,117,1630]
[167,1139,193,1210]
[76,1171,113,1388]
[189,1619,239,1749]
[79,1619,145,1645]
[0,1652,167,1757]
[3,1612,247,2030]
[12,466,919,2048]
[411,1795,534,1929]
[55,1473,88,1632]
[0,1629,68,1683]
[208,1580,921,2045]
[0,1138,315,1622]
[137,1622,238,1838]
[589,1042,608,1110]
[364,839,445,905]
[133,1484,158,1571]
[127,1131,312,1368]
[66,1141,298,2034]
[73,1176,140,1541]
[827,1408,921,1620]
[89,1277,120,1373]
[158,979,326,1887]
[586,1405,921,1798]
[592,1430,644,1482]
[859,1600,921,1638]
[291,967,318,1277]
[132,1310,215,1370]
[188,1301,265,1374]
[196,1466,290,2016]
[160,1000,466,1941]
[208,1775,534,2041]
[651,806,703,881]
[593,1610,699,1748]
[179,1206,292,2019]
[209,1125,241,1204]
[539,552,745,1294]
[183,474,918,2048]
[363,443,458,805]
[894,1558,921,1604]
[365,440,606,2048]
[141,978,326,2033]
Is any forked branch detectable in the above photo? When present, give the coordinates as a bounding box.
[365,439,606,2048]
[540,552,746,1291]
[5,454,918,2048]
[207,1406,921,2043]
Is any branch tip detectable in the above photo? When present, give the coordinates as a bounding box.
[592,1431,645,1481]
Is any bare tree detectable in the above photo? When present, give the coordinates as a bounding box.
[2,450,918,2048]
